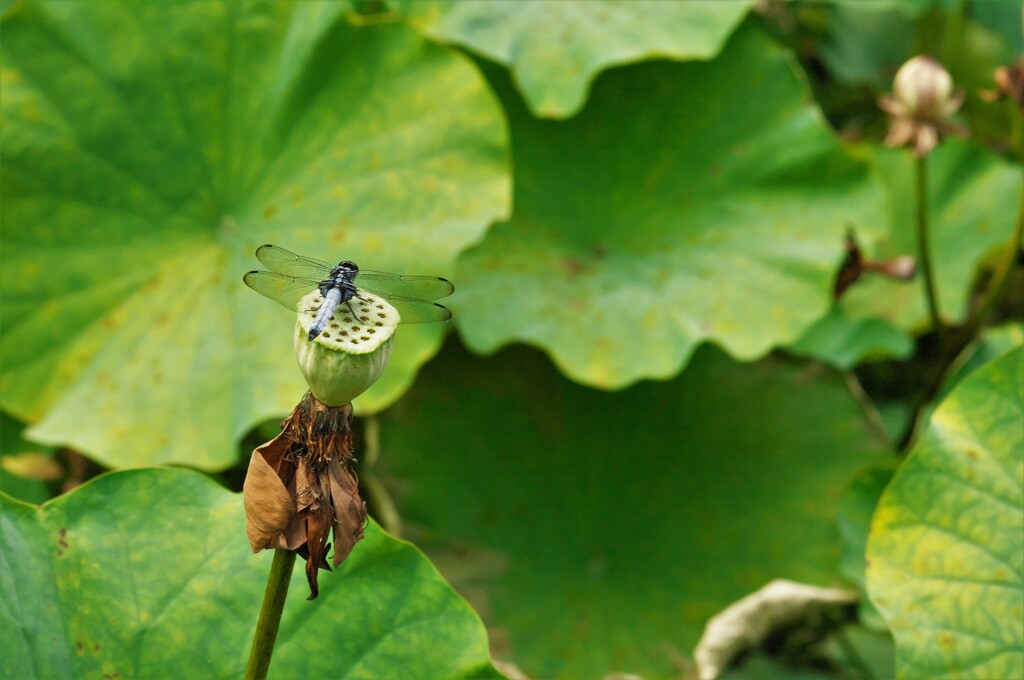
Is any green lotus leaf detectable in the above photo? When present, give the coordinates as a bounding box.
[0,0,509,470]
[971,0,1024,53]
[0,467,498,679]
[940,322,1024,401]
[866,346,1024,679]
[388,0,752,119]
[0,413,57,504]
[841,142,1021,332]
[377,340,891,678]
[817,1,919,87]
[724,654,837,680]
[453,21,886,389]
[836,462,897,631]
[789,306,914,370]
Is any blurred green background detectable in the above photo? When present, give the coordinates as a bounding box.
[2,1,1021,678]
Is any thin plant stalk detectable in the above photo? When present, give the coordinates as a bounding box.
[915,154,943,334]
[898,111,1024,451]
[245,548,297,680]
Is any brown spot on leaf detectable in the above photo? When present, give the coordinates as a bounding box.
[563,258,587,278]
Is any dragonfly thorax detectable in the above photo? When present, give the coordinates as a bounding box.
[319,261,360,299]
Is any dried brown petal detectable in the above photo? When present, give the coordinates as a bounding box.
[980,58,1024,112]
[882,116,916,150]
[914,124,939,157]
[328,458,368,567]
[242,394,367,600]
[243,433,298,553]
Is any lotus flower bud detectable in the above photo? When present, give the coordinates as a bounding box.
[879,55,965,157]
[293,290,397,406]
[892,56,959,119]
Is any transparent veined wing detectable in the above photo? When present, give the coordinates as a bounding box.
[246,244,455,324]
[254,244,333,278]
[354,270,454,301]
[295,291,452,326]
[369,294,453,324]
[243,271,322,311]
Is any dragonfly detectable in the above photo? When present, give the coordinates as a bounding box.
[243,244,454,341]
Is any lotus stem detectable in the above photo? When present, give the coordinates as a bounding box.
[245,548,296,680]
[915,154,942,335]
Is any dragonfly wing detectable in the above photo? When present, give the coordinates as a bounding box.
[355,292,452,324]
[244,271,322,311]
[355,270,454,300]
[254,244,333,278]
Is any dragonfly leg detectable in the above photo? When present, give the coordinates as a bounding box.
[346,300,363,324]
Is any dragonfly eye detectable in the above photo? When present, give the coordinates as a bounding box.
[339,260,358,272]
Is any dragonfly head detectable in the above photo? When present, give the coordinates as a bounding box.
[337,260,359,273]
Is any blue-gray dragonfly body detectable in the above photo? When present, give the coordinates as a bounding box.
[244,244,454,340]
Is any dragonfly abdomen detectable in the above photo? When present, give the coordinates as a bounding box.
[309,287,344,340]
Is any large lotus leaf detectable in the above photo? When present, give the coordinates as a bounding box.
[376,339,891,678]
[388,0,752,119]
[842,141,1021,332]
[453,21,886,389]
[0,467,498,679]
[866,346,1024,679]
[0,1,509,470]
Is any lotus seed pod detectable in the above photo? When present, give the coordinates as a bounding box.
[293,290,397,406]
